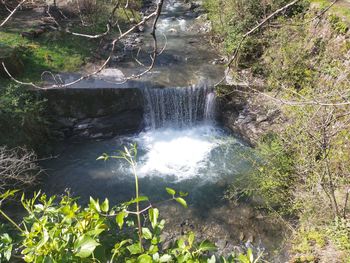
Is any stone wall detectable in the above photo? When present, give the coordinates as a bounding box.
[41,88,144,140]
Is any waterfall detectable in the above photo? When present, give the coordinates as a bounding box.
[143,85,216,129]
[204,92,216,121]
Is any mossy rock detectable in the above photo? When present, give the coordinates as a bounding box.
[0,44,24,78]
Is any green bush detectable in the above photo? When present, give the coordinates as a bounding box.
[328,14,349,35]
[203,0,309,66]
[230,133,296,214]
[327,217,350,252]
[0,84,51,152]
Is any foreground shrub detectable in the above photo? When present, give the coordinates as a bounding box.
[0,84,50,152]
[0,146,42,191]
[0,146,263,262]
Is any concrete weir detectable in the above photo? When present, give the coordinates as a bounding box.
[41,88,144,140]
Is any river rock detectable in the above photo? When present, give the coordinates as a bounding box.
[95,68,125,82]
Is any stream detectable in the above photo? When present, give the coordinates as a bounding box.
[41,0,287,260]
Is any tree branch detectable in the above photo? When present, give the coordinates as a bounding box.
[0,0,27,27]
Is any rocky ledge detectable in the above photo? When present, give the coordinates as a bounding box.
[218,85,283,146]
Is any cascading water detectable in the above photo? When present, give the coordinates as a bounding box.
[134,85,224,179]
[142,85,216,129]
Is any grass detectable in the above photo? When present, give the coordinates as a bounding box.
[0,29,99,82]
[311,0,350,21]
[0,1,142,83]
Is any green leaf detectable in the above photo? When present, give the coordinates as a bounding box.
[101,198,109,213]
[86,228,105,237]
[114,239,132,250]
[24,253,34,262]
[137,254,152,263]
[0,190,19,200]
[148,208,159,229]
[127,243,142,255]
[142,227,152,240]
[4,244,12,261]
[1,233,12,243]
[89,197,100,212]
[166,187,176,196]
[198,240,217,252]
[237,253,250,263]
[96,153,109,161]
[207,255,216,263]
[116,211,127,229]
[43,255,55,263]
[159,254,172,262]
[247,248,253,262]
[125,196,149,205]
[74,235,100,258]
[175,197,187,208]
[188,232,195,247]
[37,228,49,249]
[179,191,188,197]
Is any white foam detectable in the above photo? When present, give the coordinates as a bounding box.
[135,125,222,180]
[177,18,187,31]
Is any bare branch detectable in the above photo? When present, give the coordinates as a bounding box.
[2,0,166,89]
[0,0,27,27]
[0,147,42,191]
[226,0,300,69]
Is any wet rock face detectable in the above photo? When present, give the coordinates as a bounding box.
[229,104,281,145]
[217,85,281,145]
[41,88,144,140]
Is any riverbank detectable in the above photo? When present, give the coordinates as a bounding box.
[203,0,350,261]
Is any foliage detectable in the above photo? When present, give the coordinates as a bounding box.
[311,0,350,21]
[0,84,51,152]
[0,30,97,81]
[327,217,350,253]
[292,227,326,255]
[227,133,296,214]
[262,20,314,91]
[71,0,142,34]
[0,0,142,82]
[328,14,349,34]
[251,134,296,213]
[0,146,42,191]
[222,1,350,260]
[0,147,263,262]
[0,224,13,262]
[203,0,308,66]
